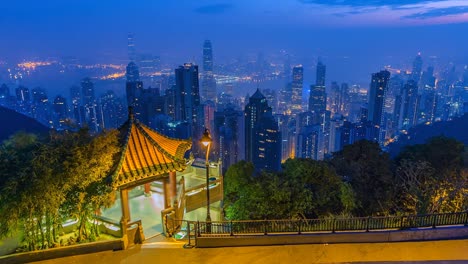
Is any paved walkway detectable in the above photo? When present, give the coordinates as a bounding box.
[32,239,468,264]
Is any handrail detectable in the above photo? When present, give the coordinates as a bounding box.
[185,179,222,193]
[93,215,121,226]
[186,211,468,237]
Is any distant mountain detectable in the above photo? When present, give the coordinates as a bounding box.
[0,106,49,143]
[388,114,468,157]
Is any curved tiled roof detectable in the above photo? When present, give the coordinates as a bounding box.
[109,114,192,189]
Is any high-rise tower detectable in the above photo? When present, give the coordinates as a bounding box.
[368,70,390,142]
[309,61,327,114]
[125,62,144,120]
[202,40,216,102]
[128,32,136,62]
[244,89,281,172]
[411,53,423,83]
[291,65,304,114]
[81,78,99,132]
[174,63,201,141]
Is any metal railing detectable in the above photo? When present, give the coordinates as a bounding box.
[191,211,468,237]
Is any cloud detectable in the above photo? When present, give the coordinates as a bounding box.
[402,6,468,19]
[332,7,381,17]
[194,4,233,14]
[298,0,442,7]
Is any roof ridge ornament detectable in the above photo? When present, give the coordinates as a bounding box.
[128,106,134,122]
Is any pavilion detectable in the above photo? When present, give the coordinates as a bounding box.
[106,109,192,247]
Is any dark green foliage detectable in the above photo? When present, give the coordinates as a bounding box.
[224,137,466,221]
[223,159,354,220]
[330,140,394,216]
[0,129,120,250]
[396,136,464,175]
[394,136,467,214]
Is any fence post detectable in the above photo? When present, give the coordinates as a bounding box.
[432,214,437,229]
[332,218,336,233]
[184,221,192,249]
[230,221,233,236]
[187,221,191,242]
[366,216,371,232]
[197,221,200,237]
[298,219,302,235]
[264,220,268,235]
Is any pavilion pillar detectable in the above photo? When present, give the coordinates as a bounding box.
[120,188,130,249]
[163,179,169,209]
[144,183,151,196]
[120,188,131,223]
[169,171,177,207]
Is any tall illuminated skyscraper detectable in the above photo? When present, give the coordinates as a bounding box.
[202,40,216,102]
[309,61,327,114]
[125,62,144,122]
[244,89,281,172]
[368,70,390,142]
[291,65,304,114]
[174,63,201,142]
[128,32,136,62]
[53,95,68,128]
[81,77,99,132]
[400,80,420,129]
[411,53,423,83]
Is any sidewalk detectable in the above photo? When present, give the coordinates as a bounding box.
[32,239,468,264]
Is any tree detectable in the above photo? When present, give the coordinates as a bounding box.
[282,159,342,218]
[0,129,120,250]
[330,140,394,216]
[395,136,467,214]
[395,159,436,214]
[396,136,464,176]
[223,159,351,220]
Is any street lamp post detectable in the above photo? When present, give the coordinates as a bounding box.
[200,128,212,231]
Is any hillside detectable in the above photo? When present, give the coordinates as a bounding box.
[388,114,468,157]
[0,106,49,143]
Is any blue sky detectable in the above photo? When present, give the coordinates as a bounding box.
[0,0,467,66]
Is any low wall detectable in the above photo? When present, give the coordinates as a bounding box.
[196,226,468,248]
[0,239,123,264]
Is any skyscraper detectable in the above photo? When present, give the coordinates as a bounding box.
[70,85,83,126]
[368,70,390,143]
[411,53,423,83]
[100,91,126,129]
[309,61,327,114]
[16,86,30,103]
[291,65,304,114]
[316,60,326,87]
[53,95,68,128]
[175,63,202,142]
[400,80,420,129]
[128,32,136,62]
[175,63,200,123]
[201,40,216,102]
[214,106,244,174]
[81,78,99,133]
[244,89,281,172]
[125,62,144,120]
[203,40,213,72]
[31,87,50,126]
[296,125,320,159]
[0,84,10,107]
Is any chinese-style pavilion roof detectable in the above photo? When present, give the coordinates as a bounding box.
[109,112,192,189]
